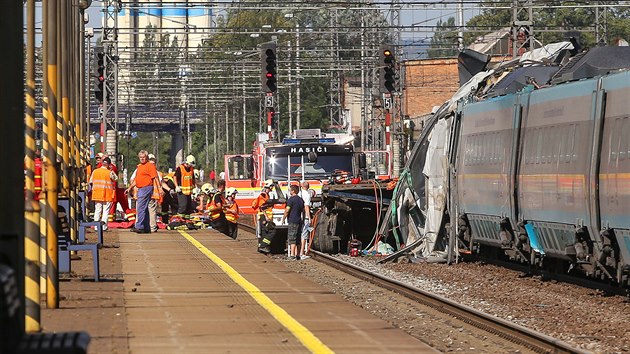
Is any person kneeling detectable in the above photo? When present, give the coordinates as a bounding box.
[224,188,239,239]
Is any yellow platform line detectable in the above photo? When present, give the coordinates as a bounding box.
[178,230,334,354]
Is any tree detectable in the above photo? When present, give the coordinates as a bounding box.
[462,1,630,50]
[428,17,459,58]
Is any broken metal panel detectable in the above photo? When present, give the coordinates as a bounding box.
[415,117,452,257]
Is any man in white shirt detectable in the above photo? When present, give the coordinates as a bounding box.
[298,181,312,259]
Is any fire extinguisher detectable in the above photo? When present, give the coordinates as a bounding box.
[347,239,362,257]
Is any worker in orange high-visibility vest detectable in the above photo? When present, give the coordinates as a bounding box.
[252,179,275,229]
[89,156,117,231]
[130,153,163,232]
[207,179,228,235]
[224,187,240,239]
[173,154,196,216]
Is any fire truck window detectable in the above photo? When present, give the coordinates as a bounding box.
[227,156,252,180]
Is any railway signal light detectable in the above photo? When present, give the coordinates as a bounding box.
[379,45,396,93]
[94,46,105,102]
[261,42,277,93]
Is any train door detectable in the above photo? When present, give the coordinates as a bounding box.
[224,154,258,214]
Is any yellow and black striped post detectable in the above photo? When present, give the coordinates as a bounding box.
[24,0,41,332]
[44,0,60,309]
[40,99,48,296]
[40,4,49,295]
[1,0,27,335]
[60,0,75,245]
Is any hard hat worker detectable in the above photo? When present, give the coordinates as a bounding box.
[224,188,239,239]
[173,154,197,216]
[125,150,160,234]
[253,180,276,253]
[89,156,118,231]
[160,171,179,223]
[198,183,215,212]
[207,179,229,235]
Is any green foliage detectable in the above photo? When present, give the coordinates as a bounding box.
[127,3,391,173]
[428,17,459,58]
[431,1,630,56]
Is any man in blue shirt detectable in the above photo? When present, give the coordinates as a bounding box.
[282,185,304,260]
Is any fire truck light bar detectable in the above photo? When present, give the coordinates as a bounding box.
[282,138,336,144]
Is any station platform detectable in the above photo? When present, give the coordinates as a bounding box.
[42,228,437,353]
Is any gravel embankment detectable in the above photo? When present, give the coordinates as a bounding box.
[280,253,630,354]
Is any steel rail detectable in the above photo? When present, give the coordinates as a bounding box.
[239,223,256,234]
[309,250,588,354]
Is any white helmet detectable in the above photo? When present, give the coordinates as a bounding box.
[201,183,215,195]
[194,168,200,179]
[185,155,196,166]
[263,179,274,188]
[226,187,238,196]
[191,187,201,199]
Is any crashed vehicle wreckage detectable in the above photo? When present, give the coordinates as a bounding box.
[311,42,630,290]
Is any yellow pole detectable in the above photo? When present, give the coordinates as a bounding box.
[24,0,41,332]
[44,0,60,309]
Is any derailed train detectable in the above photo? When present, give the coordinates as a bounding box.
[389,45,630,289]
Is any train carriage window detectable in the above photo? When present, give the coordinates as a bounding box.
[609,118,619,163]
[524,130,532,165]
[472,135,479,166]
[609,118,621,165]
[468,136,474,165]
[566,126,573,163]
[493,133,498,165]
[464,137,471,166]
[620,117,629,161]
[542,128,549,164]
[468,136,474,166]
[478,134,484,165]
[558,126,566,164]
[523,131,530,165]
[535,128,543,164]
[482,133,491,165]
[482,134,487,165]
[497,132,502,164]
[566,124,576,163]
[552,126,560,164]
[494,133,499,164]
[545,126,555,164]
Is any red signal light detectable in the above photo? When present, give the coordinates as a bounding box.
[266,72,273,78]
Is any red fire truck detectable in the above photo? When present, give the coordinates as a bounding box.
[225,129,390,252]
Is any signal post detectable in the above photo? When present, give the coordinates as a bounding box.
[379,45,397,160]
[261,42,278,140]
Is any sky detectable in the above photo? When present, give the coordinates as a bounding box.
[80,1,478,41]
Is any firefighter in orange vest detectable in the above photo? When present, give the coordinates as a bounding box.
[252,179,275,230]
[161,172,178,223]
[253,180,277,254]
[173,155,196,216]
[207,179,228,235]
[224,187,239,239]
[89,156,117,231]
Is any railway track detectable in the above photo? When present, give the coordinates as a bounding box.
[309,250,588,354]
[237,221,586,353]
